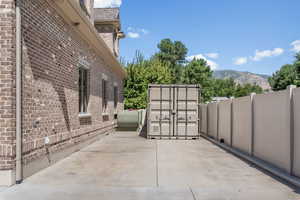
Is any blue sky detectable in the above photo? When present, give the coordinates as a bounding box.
[95,0,300,75]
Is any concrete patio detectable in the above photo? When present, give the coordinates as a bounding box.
[0,131,299,200]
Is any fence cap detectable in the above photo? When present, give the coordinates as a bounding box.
[287,85,297,90]
[148,84,200,88]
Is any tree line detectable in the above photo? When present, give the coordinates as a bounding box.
[268,53,300,91]
[123,39,300,109]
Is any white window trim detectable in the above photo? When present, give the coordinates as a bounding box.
[79,112,92,118]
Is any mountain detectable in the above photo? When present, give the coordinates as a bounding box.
[213,70,271,90]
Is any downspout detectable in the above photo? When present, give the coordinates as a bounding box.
[15,0,23,184]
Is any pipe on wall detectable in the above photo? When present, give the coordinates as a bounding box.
[15,0,23,184]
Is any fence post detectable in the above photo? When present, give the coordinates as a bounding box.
[288,85,296,175]
[250,93,256,156]
[206,103,209,136]
[217,102,219,141]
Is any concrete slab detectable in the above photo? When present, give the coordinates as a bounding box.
[157,139,296,188]
[0,131,299,200]
[0,185,195,200]
[25,132,157,187]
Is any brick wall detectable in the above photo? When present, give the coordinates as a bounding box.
[0,0,124,171]
[0,0,15,170]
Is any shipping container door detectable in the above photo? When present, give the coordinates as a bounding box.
[149,86,173,138]
[174,86,199,138]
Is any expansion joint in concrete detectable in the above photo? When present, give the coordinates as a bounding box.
[155,140,159,187]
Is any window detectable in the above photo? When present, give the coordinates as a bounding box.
[114,86,118,109]
[79,67,88,113]
[102,79,108,113]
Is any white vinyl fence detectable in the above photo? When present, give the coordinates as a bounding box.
[200,85,300,179]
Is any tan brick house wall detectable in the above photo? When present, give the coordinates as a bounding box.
[0,0,16,173]
[0,0,125,185]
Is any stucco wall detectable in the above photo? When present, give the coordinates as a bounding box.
[253,91,291,173]
[293,87,300,177]
[218,100,231,145]
[208,103,218,139]
[232,96,252,154]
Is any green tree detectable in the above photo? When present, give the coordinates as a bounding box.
[268,64,297,91]
[234,83,263,97]
[182,59,214,102]
[296,52,300,61]
[211,78,236,98]
[295,64,300,86]
[295,53,300,86]
[269,53,300,90]
[155,39,188,65]
[209,78,263,99]
[124,53,172,109]
[154,39,188,83]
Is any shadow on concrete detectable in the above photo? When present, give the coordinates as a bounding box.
[116,127,139,132]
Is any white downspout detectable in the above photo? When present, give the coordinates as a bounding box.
[15,0,22,184]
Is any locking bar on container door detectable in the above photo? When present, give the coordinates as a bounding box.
[169,86,172,139]
[160,85,162,139]
[172,86,175,137]
[176,86,179,138]
[185,86,188,139]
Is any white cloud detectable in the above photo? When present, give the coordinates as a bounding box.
[126,27,149,39]
[252,48,284,61]
[206,53,219,59]
[186,54,218,70]
[127,32,140,39]
[233,57,248,65]
[94,0,122,8]
[291,40,300,52]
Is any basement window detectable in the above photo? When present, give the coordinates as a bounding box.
[79,67,89,114]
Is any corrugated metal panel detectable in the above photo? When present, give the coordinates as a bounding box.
[147,85,200,140]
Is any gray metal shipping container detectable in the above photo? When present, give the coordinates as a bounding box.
[147,84,200,139]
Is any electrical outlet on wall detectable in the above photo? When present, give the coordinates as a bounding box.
[44,136,50,145]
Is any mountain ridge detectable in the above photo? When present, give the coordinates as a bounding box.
[213,70,271,90]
